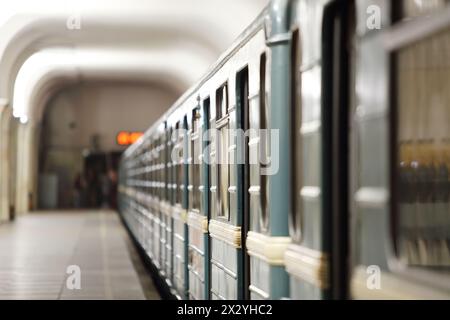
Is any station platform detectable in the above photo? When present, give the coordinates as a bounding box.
[0,210,159,300]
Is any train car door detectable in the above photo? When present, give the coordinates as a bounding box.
[285,0,355,300]
[321,0,355,299]
[236,66,250,299]
[351,0,450,299]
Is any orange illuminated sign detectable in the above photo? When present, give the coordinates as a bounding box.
[116,131,143,146]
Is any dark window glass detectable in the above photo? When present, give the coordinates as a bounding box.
[201,98,210,216]
[190,108,201,211]
[215,84,229,219]
[400,0,450,19]
[395,27,450,268]
[291,28,303,242]
[216,84,228,120]
[175,121,183,205]
[217,124,229,219]
[259,52,270,231]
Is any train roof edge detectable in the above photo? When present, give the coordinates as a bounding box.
[122,6,270,159]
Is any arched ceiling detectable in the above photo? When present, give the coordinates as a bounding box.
[0,0,269,123]
[13,48,210,123]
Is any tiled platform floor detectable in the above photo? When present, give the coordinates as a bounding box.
[0,210,160,299]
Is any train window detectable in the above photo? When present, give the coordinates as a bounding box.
[291,28,303,242]
[216,84,228,120]
[190,108,201,212]
[142,143,149,194]
[169,126,176,203]
[209,108,217,218]
[217,127,229,219]
[157,138,161,198]
[175,121,183,205]
[149,140,153,195]
[216,84,230,220]
[165,127,171,202]
[248,54,270,232]
[154,142,158,197]
[395,26,450,268]
[165,129,169,201]
[159,136,164,200]
[151,144,154,196]
[259,53,270,231]
[153,139,157,198]
[399,0,450,20]
[151,140,155,197]
[160,137,164,198]
[200,98,210,215]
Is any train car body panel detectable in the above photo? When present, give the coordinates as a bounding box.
[350,0,450,299]
[285,0,334,300]
[118,0,450,300]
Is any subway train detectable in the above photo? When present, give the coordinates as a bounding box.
[118,0,450,300]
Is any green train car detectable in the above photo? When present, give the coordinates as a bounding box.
[118,0,450,299]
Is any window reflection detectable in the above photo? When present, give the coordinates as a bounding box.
[215,84,230,220]
[175,121,183,205]
[396,27,450,267]
[190,108,201,212]
[291,28,303,242]
[401,0,450,19]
